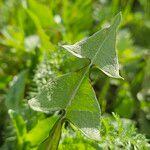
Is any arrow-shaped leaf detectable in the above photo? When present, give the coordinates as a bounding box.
[29,69,100,140]
[62,12,122,78]
[29,13,122,141]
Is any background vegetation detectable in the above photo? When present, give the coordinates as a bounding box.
[0,0,150,149]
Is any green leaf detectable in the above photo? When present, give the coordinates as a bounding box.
[29,69,100,140]
[115,83,135,118]
[26,9,55,50]
[25,115,59,147]
[28,0,56,27]
[62,12,122,78]
[5,70,27,111]
[29,13,122,141]
[8,109,27,149]
[38,115,64,150]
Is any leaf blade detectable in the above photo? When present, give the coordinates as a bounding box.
[62,12,122,78]
[5,70,27,111]
[29,70,100,140]
[66,77,100,140]
[25,115,59,147]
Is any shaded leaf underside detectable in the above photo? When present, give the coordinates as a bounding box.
[29,70,100,140]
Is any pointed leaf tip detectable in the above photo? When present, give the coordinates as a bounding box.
[112,12,122,28]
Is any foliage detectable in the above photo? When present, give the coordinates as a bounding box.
[0,0,150,150]
[28,13,121,143]
[59,113,149,150]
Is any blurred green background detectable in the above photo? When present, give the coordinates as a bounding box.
[0,0,150,149]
